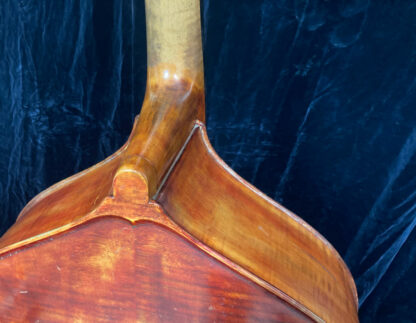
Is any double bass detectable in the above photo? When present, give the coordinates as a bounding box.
[0,0,358,322]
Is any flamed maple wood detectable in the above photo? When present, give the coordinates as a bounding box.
[0,209,312,322]
[158,122,358,323]
[0,0,358,322]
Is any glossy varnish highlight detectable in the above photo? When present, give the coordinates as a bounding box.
[158,123,358,322]
[0,214,311,322]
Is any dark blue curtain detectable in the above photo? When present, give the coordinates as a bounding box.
[0,1,415,321]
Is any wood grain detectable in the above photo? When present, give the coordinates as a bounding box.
[123,73,204,197]
[157,122,359,323]
[145,0,204,87]
[0,138,125,250]
[0,217,311,322]
[0,0,359,321]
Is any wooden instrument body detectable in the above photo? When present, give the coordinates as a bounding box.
[0,0,359,322]
[0,181,311,322]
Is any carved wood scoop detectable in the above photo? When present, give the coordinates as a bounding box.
[0,1,358,322]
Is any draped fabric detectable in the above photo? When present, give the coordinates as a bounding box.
[0,1,415,321]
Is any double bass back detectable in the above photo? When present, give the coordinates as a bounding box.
[0,0,358,322]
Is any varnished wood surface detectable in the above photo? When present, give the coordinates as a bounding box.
[0,140,124,250]
[0,117,359,322]
[0,159,318,321]
[124,74,204,197]
[124,0,205,196]
[0,0,359,321]
[158,122,358,323]
[0,217,311,322]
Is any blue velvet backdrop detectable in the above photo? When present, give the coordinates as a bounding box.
[1,0,415,321]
